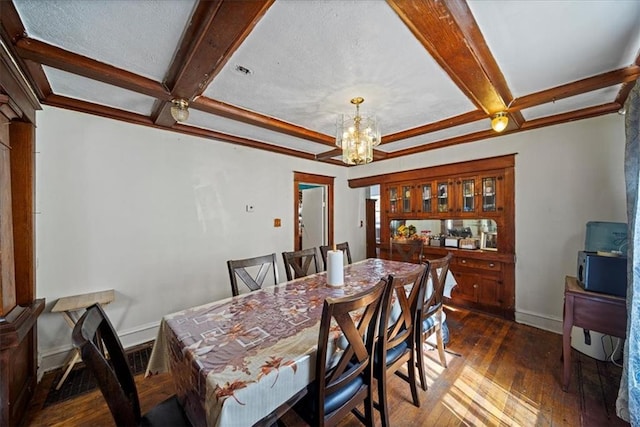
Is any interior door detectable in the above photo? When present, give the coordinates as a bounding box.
[301,186,326,249]
[293,172,334,251]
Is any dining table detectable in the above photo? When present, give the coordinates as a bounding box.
[145,258,428,427]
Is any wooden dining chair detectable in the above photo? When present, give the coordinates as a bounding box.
[72,303,191,427]
[282,247,320,281]
[416,252,453,391]
[227,253,279,296]
[390,238,424,263]
[294,277,388,427]
[319,242,353,270]
[374,263,429,427]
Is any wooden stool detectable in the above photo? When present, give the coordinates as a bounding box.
[51,289,115,390]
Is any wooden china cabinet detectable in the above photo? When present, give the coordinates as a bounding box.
[0,32,44,426]
[350,154,516,319]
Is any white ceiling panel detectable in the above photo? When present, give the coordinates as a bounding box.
[14,0,198,81]
[204,0,474,137]
[469,0,640,97]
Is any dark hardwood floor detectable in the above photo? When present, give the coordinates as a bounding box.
[23,306,628,427]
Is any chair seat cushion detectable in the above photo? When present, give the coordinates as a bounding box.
[422,314,439,331]
[140,395,191,427]
[379,340,409,366]
[324,374,364,414]
[422,317,450,345]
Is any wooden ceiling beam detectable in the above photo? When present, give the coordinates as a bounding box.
[193,97,335,146]
[512,65,640,111]
[315,147,388,161]
[615,55,640,106]
[519,103,621,131]
[387,0,514,115]
[381,110,487,144]
[378,102,619,161]
[154,0,274,127]
[167,0,274,98]
[15,37,171,100]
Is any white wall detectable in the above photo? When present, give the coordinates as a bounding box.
[35,106,367,372]
[349,114,627,332]
[36,106,626,372]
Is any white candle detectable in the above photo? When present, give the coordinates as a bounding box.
[326,250,344,287]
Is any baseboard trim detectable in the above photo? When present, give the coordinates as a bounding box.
[38,320,160,379]
[516,309,562,334]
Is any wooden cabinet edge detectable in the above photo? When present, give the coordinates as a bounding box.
[0,298,45,350]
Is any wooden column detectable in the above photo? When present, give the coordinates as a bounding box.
[0,26,43,426]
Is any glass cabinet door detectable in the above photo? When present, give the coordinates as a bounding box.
[437,181,449,213]
[462,178,475,212]
[389,186,398,213]
[420,184,432,214]
[482,177,497,212]
[402,185,412,213]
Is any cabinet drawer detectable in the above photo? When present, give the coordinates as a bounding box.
[455,258,501,271]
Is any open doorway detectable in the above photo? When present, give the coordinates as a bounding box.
[293,172,334,251]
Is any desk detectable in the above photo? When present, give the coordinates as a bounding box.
[562,276,626,391]
[51,289,115,390]
[146,259,420,427]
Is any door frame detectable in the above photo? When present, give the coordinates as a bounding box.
[293,172,334,251]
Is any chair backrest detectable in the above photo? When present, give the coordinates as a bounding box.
[422,253,453,316]
[72,303,141,426]
[314,277,388,424]
[390,238,424,263]
[379,263,429,363]
[227,253,279,296]
[282,247,320,281]
[319,242,353,270]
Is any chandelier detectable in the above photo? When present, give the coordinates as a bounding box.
[336,97,380,165]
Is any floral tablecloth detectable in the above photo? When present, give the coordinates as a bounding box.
[146,258,421,427]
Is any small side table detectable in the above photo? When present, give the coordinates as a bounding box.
[562,276,626,391]
[51,289,115,390]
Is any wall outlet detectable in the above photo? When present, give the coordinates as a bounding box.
[246,205,254,213]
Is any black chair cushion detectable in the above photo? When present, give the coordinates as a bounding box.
[140,395,191,427]
[324,374,364,414]
[375,340,409,367]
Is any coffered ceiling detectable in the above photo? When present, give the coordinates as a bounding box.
[2,0,639,165]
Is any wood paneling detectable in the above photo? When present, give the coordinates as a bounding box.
[9,121,35,304]
[0,143,16,315]
[0,28,41,427]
